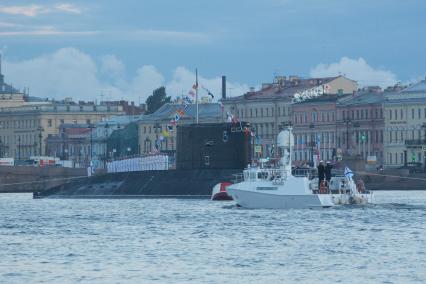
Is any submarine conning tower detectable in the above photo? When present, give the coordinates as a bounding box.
[176,122,251,170]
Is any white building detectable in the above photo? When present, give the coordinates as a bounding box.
[384,79,426,169]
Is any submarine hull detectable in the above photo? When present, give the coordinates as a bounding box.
[34,169,239,198]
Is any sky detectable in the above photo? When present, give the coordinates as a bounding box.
[0,0,425,103]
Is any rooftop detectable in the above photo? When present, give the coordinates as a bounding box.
[222,75,347,102]
[400,79,426,94]
[338,92,386,106]
[138,103,222,123]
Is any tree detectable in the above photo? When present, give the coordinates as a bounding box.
[145,86,171,114]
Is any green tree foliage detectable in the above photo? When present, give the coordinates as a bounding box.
[145,86,171,114]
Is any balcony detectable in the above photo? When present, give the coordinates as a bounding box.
[405,139,426,147]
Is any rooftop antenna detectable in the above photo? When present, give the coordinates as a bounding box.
[196,68,199,124]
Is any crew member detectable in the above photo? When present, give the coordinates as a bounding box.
[317,160,325,189]
[325,161,333,184]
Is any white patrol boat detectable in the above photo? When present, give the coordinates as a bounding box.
[226,128,373,209]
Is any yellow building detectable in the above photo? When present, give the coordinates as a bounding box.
[0,102,124,159]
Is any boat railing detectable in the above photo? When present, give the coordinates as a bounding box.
[232,173,244,183]
[292,168,317,179]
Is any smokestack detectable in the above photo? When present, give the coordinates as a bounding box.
[222,75,226,99]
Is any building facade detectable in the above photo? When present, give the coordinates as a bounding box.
[384,79,426,168]
[336,91,385,163]
[292,95,340,166]
[0,102,123,159]
[222,75,357,157]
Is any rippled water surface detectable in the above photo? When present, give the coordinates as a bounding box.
[1,191,425,283]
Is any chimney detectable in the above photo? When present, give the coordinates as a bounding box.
[222,75,226,99]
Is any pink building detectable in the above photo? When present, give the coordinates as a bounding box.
[292,95,341,166]
[292,90,386,166]
[336,91,385,163]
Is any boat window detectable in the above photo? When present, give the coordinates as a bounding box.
[257,187,278,190]
[250,171,256,180]
[244,172,249,181]
[257,172,268,180]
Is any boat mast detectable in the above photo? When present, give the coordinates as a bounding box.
[196,68,199,124]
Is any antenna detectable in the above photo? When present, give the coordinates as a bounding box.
[196,68,199,124]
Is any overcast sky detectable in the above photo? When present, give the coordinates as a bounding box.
[1,0,425,103]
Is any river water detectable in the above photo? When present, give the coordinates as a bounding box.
[0,191,425,283]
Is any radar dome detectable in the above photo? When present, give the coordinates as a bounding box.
[277,130,294,147]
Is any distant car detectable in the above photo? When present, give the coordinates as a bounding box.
[399,162,424,173]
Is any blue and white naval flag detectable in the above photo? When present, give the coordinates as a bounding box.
[344,166,354,179]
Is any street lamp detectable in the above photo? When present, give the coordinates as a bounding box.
[88,123,95,165]
[104,123,109,168]
[18,136,21,160]
[422,123,426,171]
[309,123,315,166]
[127,147,131,157]
[37,126,44,156]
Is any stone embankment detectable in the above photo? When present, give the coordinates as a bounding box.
[0,166,87,193]
[360,170,426,191]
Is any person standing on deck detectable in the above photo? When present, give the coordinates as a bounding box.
[325,161,333,185]
[317,160,325,189]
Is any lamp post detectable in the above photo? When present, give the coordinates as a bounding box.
[88,123,95,165]
[17,136,21,160]
[104,123,109,168]
[422,123,426,171]
[0,137,3,158]
[37,126,44,156]
[127,147,131,157]
[343,117,351,153]
[309,123,315,166]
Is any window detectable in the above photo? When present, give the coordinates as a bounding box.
[144,126,146,134]
[356,110,359,119]
[394,109,397,120]
[412,108,415,119]
[400,109,403,119]
[60,119,64,125]
[389,110,392,120]
[48,119,52,127]
[380,109,383,118]
[86,119,91,124]
[418,108,421,119]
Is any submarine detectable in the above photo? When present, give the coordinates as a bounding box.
[34,122,251,198]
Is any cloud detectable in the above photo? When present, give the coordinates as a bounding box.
[0,26,98,36]
[0,3,82,17]
[55,3,81,14]
[2,48,248,104]
[310,57,398,88]
[0,5,45,17]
